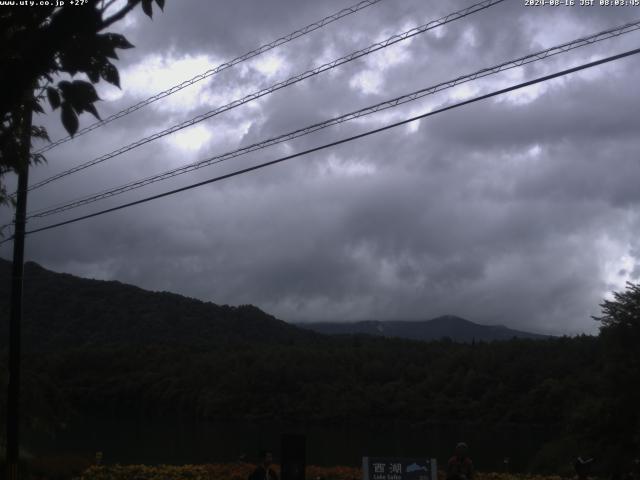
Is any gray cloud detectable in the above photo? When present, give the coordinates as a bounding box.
[3,0,640,335]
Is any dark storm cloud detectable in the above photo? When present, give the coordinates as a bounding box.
[2,0,640,335]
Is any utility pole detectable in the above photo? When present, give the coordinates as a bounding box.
[6,103,32,480]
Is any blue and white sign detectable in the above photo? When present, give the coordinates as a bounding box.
[362,458,437,480]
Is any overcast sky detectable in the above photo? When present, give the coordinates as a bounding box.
[2,0,640,335]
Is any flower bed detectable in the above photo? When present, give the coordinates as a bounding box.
[75,464,566,480]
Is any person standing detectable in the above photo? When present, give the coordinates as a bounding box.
[447,442,474,480]
[249,450,279,480]
[574,457,593,480]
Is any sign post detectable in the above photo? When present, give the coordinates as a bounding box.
[362,458,437,480]
[281,433,306,480]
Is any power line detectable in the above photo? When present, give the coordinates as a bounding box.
[33,0,386,156]
[5,46,637,242]
[25,18,640,220]
[24,0,505,194]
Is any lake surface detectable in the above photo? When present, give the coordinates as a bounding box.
[25,417,556,472]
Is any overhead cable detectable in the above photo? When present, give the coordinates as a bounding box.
[33,0,387,155]
[26,18,640,219]
[4,46,636,242]
[24,0,505,194]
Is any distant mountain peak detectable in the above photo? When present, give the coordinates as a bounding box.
[429,315,472,324]
[295,316,550,343]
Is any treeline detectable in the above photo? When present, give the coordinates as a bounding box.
[0,323,636,472]
[18,335,598,426]
[1,259,638,472]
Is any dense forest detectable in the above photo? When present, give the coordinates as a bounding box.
[10,336,597,426]
[1,260,639,473]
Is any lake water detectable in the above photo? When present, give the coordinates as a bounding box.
[25,417,556,472]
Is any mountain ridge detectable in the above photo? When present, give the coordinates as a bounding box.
[295,315,550,342]
[1,258,548,349]
[0,258,317,352]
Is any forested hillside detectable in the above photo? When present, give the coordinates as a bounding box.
[0,335,610,472]
[0,259,316,351]
[1,260,638,473]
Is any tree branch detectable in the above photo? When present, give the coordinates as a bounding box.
[101,0,119,13]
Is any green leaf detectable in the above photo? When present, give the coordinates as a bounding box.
[155,0,165,10]
[105,33,134,50]
[72,80,100,103]
[87,65,100,83]
[101,63,120,88]
[30,152,47,166]
[46,87,61,110]
[32,99,45,114]
[141,0,153,18]
[84,103,101,120]
[100,41,119,60]
[58,81,100,115]
[31,125,50,142]
[61,103,79,137]
[58,49,83,76]
[58,80,72,97]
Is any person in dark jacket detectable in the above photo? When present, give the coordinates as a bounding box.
[574,456,593,480]
[249,450,278,480]
[447,442,474,480]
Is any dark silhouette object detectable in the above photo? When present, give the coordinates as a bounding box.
[249,451,278,480]
[628,459,640,480]
[0,0,166,207]
[574,457,594,480]
[447,443,474,480]
[281,433,306,480]
[614,458,640,480]
[592,283,640,466]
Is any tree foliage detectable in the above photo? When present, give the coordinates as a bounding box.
[590,282,640,463]
[594,281,640,331]
[0,0,165,206]
[1,262,639,472]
